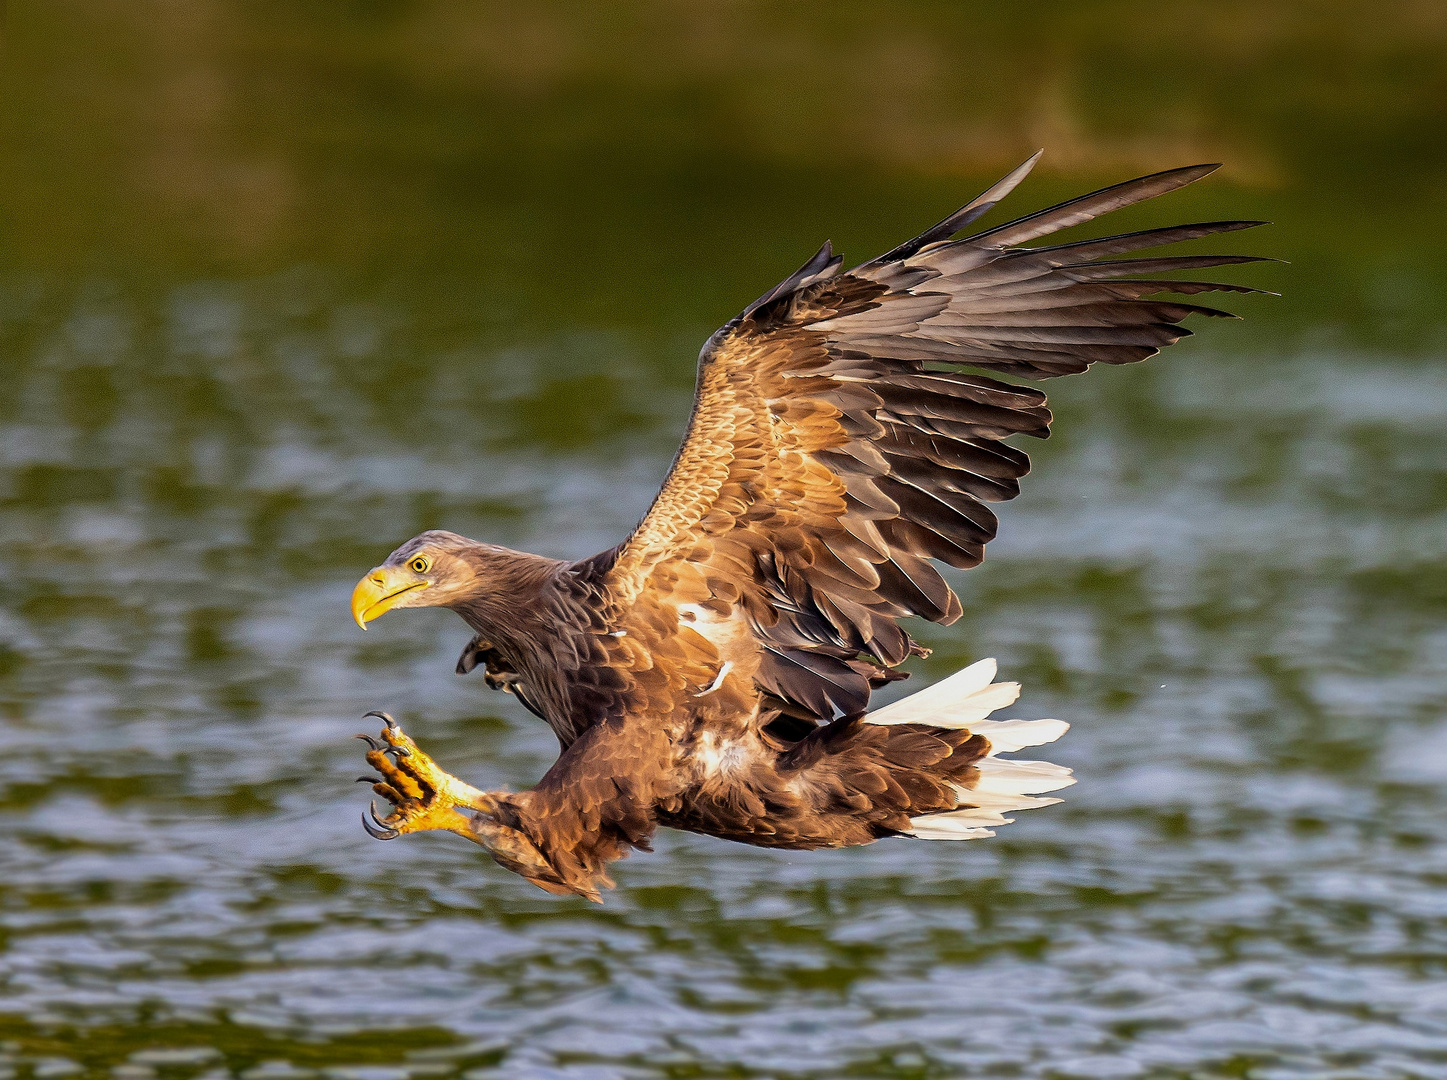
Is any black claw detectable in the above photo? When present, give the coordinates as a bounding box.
[363,800,400,840]
[357,776,382,784]
[364,710,399,730]
[383,744,411,758]
[354,733,384,750]
[361,810,399,840]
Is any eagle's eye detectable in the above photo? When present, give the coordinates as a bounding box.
[410,556,431,575]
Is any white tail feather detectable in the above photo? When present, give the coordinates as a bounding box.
[864,658,1074,842]
[906,818,997,841]
[949,787,1065,814]
[971,758,1076,796]
[962,717,1070,754]
[867,658,1019,727]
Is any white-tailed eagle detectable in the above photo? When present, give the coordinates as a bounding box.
[348,154,1267,901]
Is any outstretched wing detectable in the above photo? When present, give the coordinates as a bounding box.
[592,154,1269,722]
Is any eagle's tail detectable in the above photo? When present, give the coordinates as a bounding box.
[866,658,1073,840]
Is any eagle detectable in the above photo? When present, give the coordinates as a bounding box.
[348,153,1266,901]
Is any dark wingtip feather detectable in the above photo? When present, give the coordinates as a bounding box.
[743,240,841,318]
[1026,220,1270,263]
[967,163,1229,250]
[1100,279,1280,301]
[1174,163,1222,180]
[861,150,1044,269]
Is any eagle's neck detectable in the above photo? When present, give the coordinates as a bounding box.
[450,548,604,745]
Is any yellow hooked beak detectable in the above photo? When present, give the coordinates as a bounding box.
[351,567,430,629]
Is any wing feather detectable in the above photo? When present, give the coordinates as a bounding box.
[587,154,1267,722]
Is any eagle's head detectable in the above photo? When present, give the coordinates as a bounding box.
[350,529,506,628]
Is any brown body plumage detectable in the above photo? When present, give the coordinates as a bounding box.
[349,154,1268,900]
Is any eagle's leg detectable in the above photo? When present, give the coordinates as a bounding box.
[356,712,494,840]
[354,713,584,898]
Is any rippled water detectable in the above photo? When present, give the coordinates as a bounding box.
[4,5,1447,1078]
[3,275,1445,1079]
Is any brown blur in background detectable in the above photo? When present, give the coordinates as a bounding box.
[4,1,1445,338]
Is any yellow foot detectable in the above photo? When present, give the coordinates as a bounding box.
[355,711,494,840]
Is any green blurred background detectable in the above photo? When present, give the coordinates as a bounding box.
[1,3,1446,1079]
[6,1,1446,336]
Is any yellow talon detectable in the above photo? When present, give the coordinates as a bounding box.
[358,716,495,838]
